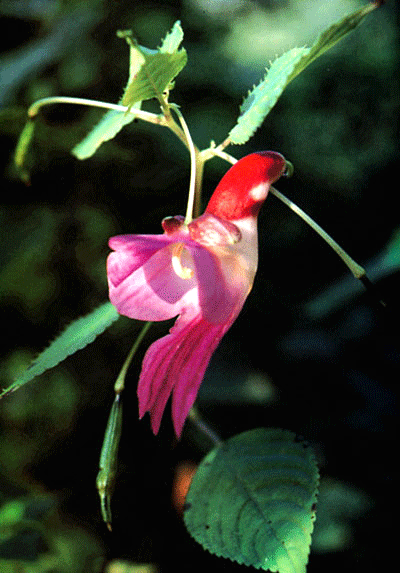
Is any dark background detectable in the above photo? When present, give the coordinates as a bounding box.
[0,1,398,572]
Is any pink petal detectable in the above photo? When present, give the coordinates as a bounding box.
[192,242,252,324]
[108,218,258,436]
[108,242,198,321]
[137,306,233,436]
[108,234,174,287]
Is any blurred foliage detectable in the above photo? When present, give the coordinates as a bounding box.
[0,349,80,477]
[311,478,371,553]
[0,492,104,572]
[0,0,398,571]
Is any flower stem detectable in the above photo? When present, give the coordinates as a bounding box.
[170,106,197,225]
[269,186,386,308]
[194,156,205,218]
[206,147,367,278]
[114,321,153,394]
[188,407,222,447]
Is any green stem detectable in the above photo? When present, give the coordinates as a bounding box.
[201,145,236,165]
[194,156,205,218]
[114,321,153,394]
[170,107,197,225]
[269,186,366,280]
[27,96,162,124]
[188,407,222,447]
[22,94,207,215]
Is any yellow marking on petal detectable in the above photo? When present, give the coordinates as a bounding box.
[172,243,194,280]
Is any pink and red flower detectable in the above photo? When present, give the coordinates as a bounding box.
[107,151,288,436]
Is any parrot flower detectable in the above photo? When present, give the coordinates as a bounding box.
[107,151,288,436]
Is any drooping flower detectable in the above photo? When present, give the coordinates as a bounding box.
[107,151,288,436]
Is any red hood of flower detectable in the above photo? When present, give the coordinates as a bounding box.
[205,151,287,220]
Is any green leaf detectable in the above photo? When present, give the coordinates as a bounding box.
[159,20,185,54]
[0,302,120,398]
[72,21,186,159]
[72,107,140,160]
[13,118,35,182]
[121,20,186,108]
[184,428,319,573]
[229,1,379,144]
[296,0,379,74]
[121,49,187,109]
[72,28,146,160]
[229,47,309,145]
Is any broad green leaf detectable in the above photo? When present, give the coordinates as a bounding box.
[0,302,120,398]
[184,428,319,573]
[121,49,187,109]
[121,20,186,108]
[229,1,379,144]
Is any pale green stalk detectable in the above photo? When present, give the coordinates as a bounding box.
[27,96,162,123]
[188,408,222,446]
[269,186,366,280]
[170,106,197,225]
[114,321,152,394]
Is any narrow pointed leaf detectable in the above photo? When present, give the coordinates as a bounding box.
[298,0,379,73]
[72,107,140,160]
[184,428,319,573]
[0,302,120,398]
[229,47,308,144]
[229,1,379,144]
[13,118,35,182]
[72,30,145,160]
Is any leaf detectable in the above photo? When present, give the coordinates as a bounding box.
[13,118,35,182]
[229,48,309,145]
[72,107,140,160]
[121,49,187,109]
[0,302,120,398]
[229,1,379,144]
[296,0,379,74]
[121,20,186,108]
[184,428,319,573]
[72,28,146,160]
[72,21,186,159]
[159,20,185,54]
